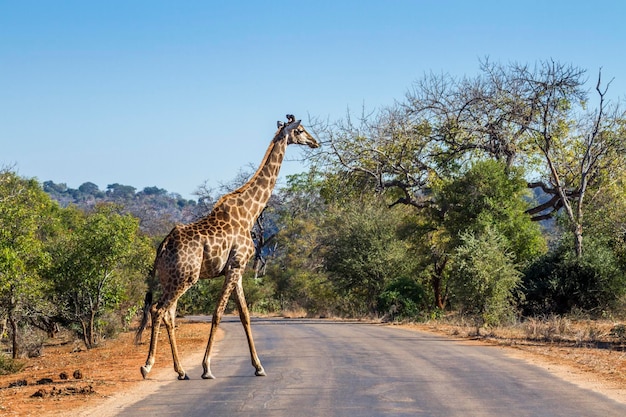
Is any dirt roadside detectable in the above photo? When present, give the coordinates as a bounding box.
[1,318,625,416]
[0,319,218,417]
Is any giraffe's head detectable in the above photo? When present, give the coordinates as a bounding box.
[275,115,320,148]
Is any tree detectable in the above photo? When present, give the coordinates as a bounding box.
[42,180,68,194]
[320,199,415,316]
[404,60,534,171]
[313,108,452,309]
[403,60,626,259]
[106,183,137,200]
[264,170,335,315]
[521,66,626,258]
[0,170,56,358]
[316,107,440,210]
[316,100,546,310]
[48,204,152,348]
[77,182,104,198]
[315,60,625,313]
[581,171,626,269]
[140,186,167,196]
[394,160,545,311]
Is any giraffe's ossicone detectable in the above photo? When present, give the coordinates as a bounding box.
[135,115,319,380]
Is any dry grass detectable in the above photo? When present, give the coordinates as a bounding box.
[430,315,626,348]
[279,308,310,319]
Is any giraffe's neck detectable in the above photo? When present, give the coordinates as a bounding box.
[215,138,287,224]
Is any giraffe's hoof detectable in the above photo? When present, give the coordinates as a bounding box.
[178,373,189,381]
[201,372,216,380]
[255,368,266,377]
[140,366,150,379]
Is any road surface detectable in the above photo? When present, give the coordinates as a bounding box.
[113,317,626,416]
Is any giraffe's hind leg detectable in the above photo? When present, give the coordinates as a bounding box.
[164,301,189,380]
[140,304,163,379]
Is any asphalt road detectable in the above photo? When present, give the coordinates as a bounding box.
[116,317,626,417]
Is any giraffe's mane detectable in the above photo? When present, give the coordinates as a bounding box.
[213,130,282,208]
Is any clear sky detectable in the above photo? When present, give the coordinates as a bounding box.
[2,1,625,200]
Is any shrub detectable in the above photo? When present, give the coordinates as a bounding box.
[449,227,522,328]
[0,354,24,375]
[378,276,427,321]
[523,239,626,316]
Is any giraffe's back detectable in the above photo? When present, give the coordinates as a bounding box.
[155,215,252,292]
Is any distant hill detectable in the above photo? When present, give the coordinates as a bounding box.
[43,181,206,237]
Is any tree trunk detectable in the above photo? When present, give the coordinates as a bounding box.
[431,256,448,310]
[8,291,18,359]
[0,317,6,339]
[80,318,91,349]
[574,224,583,258]
[89,310,96,347]
[9,314,18,359]
[431,275,445,310]
[543,146,584,258]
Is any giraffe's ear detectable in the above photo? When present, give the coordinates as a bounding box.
[277,121,285,128]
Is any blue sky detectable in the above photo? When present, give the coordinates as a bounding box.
[2,1,625,200]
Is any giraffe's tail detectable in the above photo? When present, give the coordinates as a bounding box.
[134,288,153,345]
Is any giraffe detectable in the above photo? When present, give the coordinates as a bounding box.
[135,115,319,380]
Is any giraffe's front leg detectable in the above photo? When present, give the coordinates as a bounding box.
[201,321,219,379]
[164,304,189,380]
[202,278,236,379]
[234,278,265,376]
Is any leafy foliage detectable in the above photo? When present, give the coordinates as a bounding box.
[0,170,56,358]
[46,204,153,348]
[378,276,427,321]
[523,238,626,316]
[450,227,523,328]
[320,199,417,316]
[437,160,546,265]
[264,172,336,316]
[0,353,24,375]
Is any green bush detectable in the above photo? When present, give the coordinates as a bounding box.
[378,276,427,321]
[0,354,24,375]
[523,239,626,316]
[449,227,522,328]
